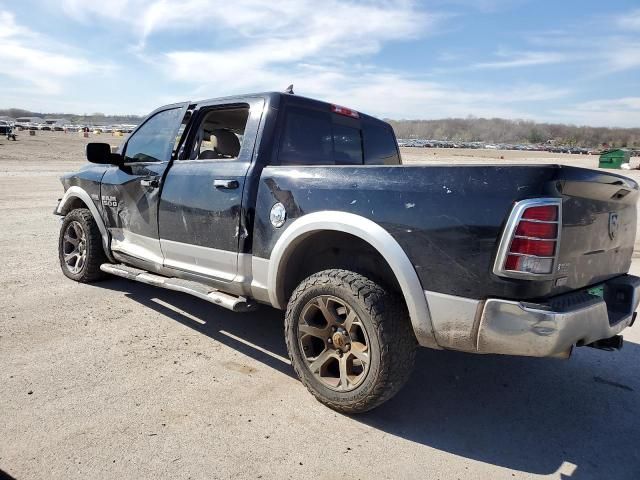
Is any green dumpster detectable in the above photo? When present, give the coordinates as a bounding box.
[599,149,631,169]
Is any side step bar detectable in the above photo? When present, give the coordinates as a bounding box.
[100,263,257,313]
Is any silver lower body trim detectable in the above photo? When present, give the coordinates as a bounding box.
[111,228,164,265]
[425,274,640,358]
[250,257,271,303]
[426,291,483,352]
[160,238,238,282]
[110,232,257,291]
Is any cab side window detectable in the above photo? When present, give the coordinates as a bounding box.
[188,107,249,161]
[124,107,184,163]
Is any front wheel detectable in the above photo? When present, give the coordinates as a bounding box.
[58,208,107,282]
[285,269,417,414]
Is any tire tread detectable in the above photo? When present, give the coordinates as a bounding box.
[285,269,417,414]
[58,208,107,283]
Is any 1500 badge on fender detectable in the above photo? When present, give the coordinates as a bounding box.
[101,195,118,208]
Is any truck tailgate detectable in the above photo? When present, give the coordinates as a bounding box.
[556,167,638,292]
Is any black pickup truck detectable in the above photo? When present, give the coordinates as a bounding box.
[55,91,640,413]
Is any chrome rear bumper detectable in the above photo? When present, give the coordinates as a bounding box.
[426,275,640,358]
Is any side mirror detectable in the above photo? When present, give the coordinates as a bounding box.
[86,142,123,165]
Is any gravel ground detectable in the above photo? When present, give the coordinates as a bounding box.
[1,132,640,480]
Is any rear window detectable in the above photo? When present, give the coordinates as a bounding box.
[279,108,333,165]
[363,122,400,165]
[278,106,399,166]
[332,124,362,165]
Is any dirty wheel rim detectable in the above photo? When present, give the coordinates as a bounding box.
[62,221,87,274]
[297,295,371,392]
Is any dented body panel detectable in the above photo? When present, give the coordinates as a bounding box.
[59,163,107,216]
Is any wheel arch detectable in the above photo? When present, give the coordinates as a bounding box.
[267,211,439,348]
[57,186,112,260]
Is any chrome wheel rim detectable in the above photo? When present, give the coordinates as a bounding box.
[297,295,371,392]
[62,221,87,274]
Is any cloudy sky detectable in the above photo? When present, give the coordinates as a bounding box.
[1,0,639,126]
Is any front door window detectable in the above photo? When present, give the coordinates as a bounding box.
[124,108,185,163]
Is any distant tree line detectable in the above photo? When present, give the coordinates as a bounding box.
[386,117,640,148]
[0,108,143,125]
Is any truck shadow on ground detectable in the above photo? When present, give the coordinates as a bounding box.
[100,278,639,479]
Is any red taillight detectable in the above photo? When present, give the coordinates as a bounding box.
[505,255,520,271]
[521,205,557,222]
[515,221,557,239]
[331,104,360,118]
[498,201,560,276]
[510,238,555,256]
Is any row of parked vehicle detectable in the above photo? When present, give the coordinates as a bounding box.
[11,123,137,133]
[396,139,637,156]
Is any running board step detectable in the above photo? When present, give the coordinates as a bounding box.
[100,263,257,313]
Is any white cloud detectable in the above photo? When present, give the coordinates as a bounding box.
[318,73,561,120]
[141,0,445,113]
[471,50,568,69]
[607,41,640,72]
[617,9,640,31]
[60,0,432,48]
[160,58,567,120]
[60,0,132,22]
[552,97,640,128]
[0,12,107,94]
[135,0,566,121]
[0,11,33,39]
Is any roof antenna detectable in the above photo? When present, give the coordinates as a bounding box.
[284,84,294,95]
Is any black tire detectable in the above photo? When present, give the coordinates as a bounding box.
[58,208,107,282]
[285,269,417,414]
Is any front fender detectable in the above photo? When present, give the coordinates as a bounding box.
[56,186,112,260]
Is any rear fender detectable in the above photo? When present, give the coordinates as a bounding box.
[266,211,439,349]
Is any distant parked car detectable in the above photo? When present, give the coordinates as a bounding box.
[0,121,17,140]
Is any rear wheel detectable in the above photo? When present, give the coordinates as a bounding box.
[285,269,417,413]
[58,208,107,282]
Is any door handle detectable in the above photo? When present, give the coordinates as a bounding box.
[140,178,160,188]
[214,179,239,189]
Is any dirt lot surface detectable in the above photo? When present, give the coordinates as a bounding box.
[2,132,640,480]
